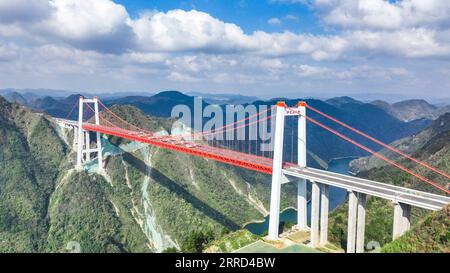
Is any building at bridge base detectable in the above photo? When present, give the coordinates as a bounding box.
[76,96,104,172]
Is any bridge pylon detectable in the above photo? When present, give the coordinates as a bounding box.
[268,102,286,240]
[268,101,309,240]
[297,102,308,231]
[76,96,104,172]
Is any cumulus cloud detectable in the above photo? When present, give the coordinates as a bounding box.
[43,0,135,53]
[346,28,450,58]
[0,0,134,53]
[312,0,450,30]
[0,0,52,24]
[1,1,448,59]
[131,9,351,60]
[131,9,252,53]
[0,0,449,97]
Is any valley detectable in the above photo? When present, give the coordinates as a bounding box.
[0,91,449,253]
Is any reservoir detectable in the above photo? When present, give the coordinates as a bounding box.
[244,157,355,235]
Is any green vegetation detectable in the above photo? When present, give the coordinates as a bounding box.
[46,171,124,252]
[205,230,259,253]
[0,97,66,252]
[281,220,295,233]
[328,114,450,252]
[235,240,322,253]
[0,99,152,252]
[181,229,215,253]
[96,104,298,251]
[162,247,179,253]
[0,100,299,253]
[382,205,450,253]
[328,197,395,248]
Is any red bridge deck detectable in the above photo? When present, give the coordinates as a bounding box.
[83,123,275,174]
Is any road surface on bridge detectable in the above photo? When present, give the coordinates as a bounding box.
[283,166,450,211]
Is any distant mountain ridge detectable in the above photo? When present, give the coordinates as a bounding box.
[187,92,260,105]
[105,91,203,118]
[107,92,432,162]
[370,99,445,122]
[350,113,450,173]
[304,96,432,162]
[326,96,364,108]
[1,91,434,163]
[0,88,154,99]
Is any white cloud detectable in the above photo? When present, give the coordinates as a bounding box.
[0,0,449,98]
[130,9,352,60]
[312,0,450,30]
[46,0,129,38]
[44,0,134,53]
[132,9,251,53]
[0,43,20,62]
[268,17,282,25]
[285,14,299,21]
[0,0,51,24]
[295,64,331,77]
[346,28,450,58]
[1,1,448,59]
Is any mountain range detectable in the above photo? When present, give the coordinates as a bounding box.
[370,99,450,122]
[7,91,443,164]
[0,90,449,253]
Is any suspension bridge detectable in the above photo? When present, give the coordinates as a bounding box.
[55,96,450,253]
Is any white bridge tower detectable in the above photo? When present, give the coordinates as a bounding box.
[268,101,308,240]
[76,96,104,171]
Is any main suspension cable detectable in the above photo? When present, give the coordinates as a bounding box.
[305,103,450,180]
[304,114,449,194]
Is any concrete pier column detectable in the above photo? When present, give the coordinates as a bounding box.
[347,190,358,253]
[76,97,84,169]
[320,184,329,246]
[356,193,367,253]
[310,181,320,247]
[267,102,286,240]
[297,179,308,230]
[393,202,411,240]
[393,202,402,240]
[85,131,90,161]
[297,102,308,231]
[73,126,78,150]
[94,97,103,171]
[402,203,411,232]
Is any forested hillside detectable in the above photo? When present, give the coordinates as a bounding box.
[0,97,66,252]
[382,205,449,253]
[328,113,450,251]
[0,97,296,252]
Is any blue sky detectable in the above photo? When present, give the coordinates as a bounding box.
[0,0,449,100]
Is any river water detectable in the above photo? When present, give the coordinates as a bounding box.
[244,157,355,235]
